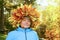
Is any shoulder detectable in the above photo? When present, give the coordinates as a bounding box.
[31,30,38,35]
[6,30,17,40]
[31,30,39,39]
[33,31,37,34]
[7,30,17,36]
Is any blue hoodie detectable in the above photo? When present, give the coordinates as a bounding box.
[6,27,39,40]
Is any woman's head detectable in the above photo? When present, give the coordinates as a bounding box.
[8,5,40,28]
[20,16,31,28]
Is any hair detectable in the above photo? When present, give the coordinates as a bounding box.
[22,16,31,21]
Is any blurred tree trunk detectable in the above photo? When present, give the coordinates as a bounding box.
[0,0,5,33]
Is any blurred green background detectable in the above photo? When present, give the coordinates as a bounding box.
[0,0,60,40]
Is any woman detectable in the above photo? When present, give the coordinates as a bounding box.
[6,5,40,40]
[6,17,39,40]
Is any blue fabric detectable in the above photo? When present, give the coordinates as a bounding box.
[6,27,39,40]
